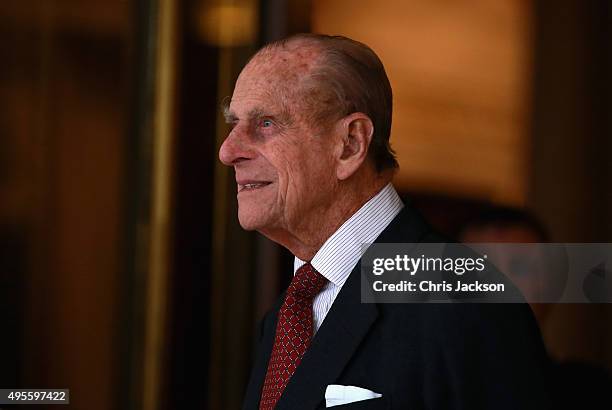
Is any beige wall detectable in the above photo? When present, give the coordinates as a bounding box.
[313,0,532,205]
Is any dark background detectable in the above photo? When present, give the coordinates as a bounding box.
[0,1,610,409]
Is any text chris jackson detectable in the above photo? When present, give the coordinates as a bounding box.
[370,254,506,294]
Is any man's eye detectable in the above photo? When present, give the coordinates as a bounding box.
[262,119,273,128]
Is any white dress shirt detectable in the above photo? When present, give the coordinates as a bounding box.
[294,183,404,333]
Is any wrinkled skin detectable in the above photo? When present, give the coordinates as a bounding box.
[219,42,390,259]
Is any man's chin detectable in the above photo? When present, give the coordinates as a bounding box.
[237,213,266,231]
[238,221,258,231]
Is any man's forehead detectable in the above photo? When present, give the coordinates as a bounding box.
[229,45,321,114]
[241,44,321,86]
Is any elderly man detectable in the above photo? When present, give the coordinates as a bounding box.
[219,34,550,410]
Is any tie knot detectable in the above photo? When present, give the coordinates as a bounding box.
[288,263,327,300]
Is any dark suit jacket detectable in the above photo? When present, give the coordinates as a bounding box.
[242,205,551,409]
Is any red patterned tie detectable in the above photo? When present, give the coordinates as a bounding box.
[259,262,328,409]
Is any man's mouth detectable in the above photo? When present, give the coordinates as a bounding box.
[237,181,272,193]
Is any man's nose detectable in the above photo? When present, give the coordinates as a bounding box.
[219,128,255,166]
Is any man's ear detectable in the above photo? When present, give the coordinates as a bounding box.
[335,113,374,180]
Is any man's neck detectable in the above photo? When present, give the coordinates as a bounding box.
[261,173,393,260]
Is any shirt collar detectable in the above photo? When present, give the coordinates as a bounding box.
[294,183,404,287]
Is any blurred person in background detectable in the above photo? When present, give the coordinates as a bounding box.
[220,33,550,410]
[459,207,612,410]
[459,208,554,323]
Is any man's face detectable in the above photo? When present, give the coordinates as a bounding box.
[219,49,339,236]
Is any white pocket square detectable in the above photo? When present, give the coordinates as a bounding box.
[325,384,382,408]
